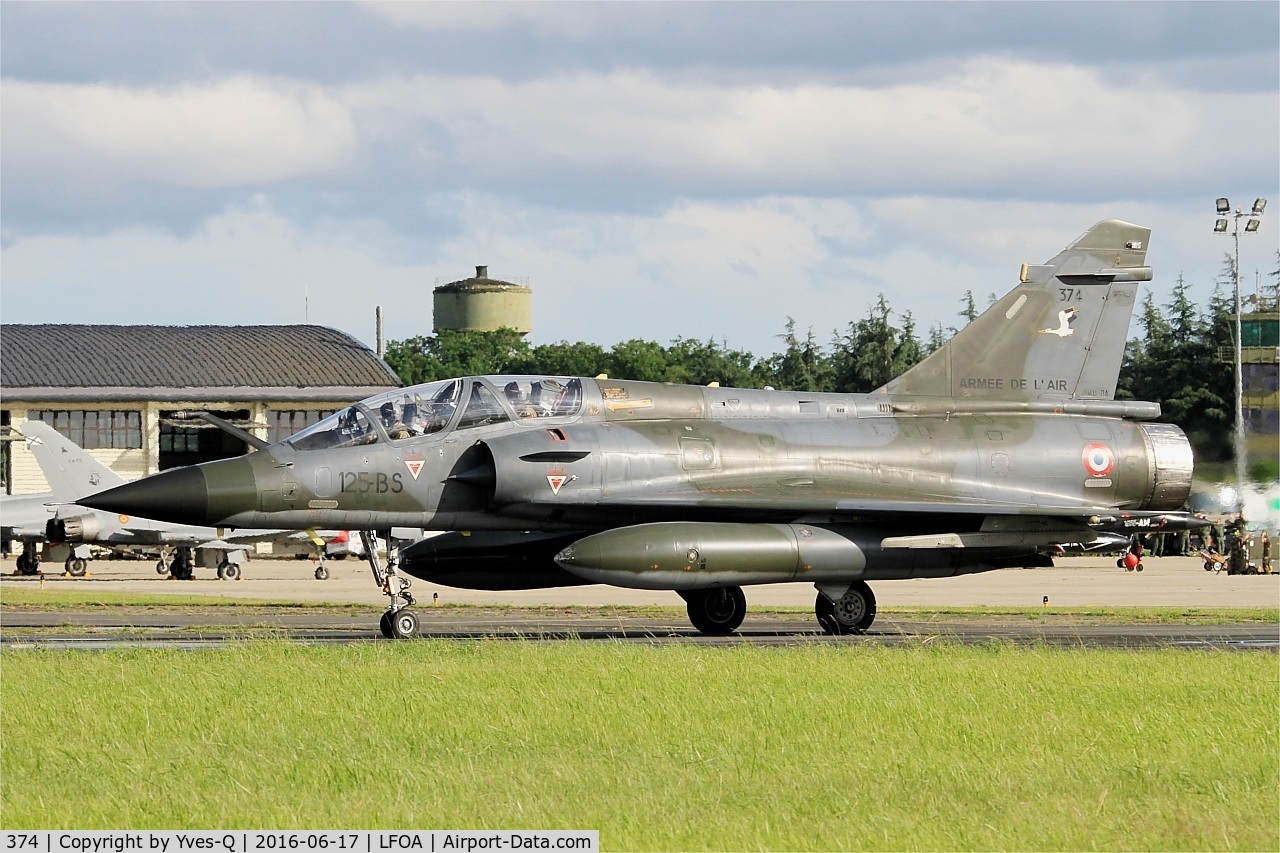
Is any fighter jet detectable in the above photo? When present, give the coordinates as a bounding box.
[80,220,1199,637]
[0,484,85,575]
[20,420,346,579]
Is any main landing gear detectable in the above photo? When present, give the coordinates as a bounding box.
[15,542,40,575]
[815,581,877,635]
[675,581,879,637]
[362,530,417,639]
[680,587,747,635]
[153,547,196,579]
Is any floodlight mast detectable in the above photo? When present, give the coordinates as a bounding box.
[1213,196,1268,519]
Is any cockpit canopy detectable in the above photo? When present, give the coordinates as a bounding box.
[286,376,584,451]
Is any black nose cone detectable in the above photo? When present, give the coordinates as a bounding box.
[78,466,210,526]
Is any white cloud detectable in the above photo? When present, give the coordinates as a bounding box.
[343,58,1274,200]
[1,76,357,189]
[3,55,1273,213]
[1,187,1270,362]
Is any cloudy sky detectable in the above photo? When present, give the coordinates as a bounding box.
[2,1,1277,357]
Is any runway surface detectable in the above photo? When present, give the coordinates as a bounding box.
[2,609,1277,650]
[3,554,1277,650]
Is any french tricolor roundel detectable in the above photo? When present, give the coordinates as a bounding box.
[1082,443,1115,477]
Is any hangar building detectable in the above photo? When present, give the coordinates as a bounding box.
[1,325,400,495]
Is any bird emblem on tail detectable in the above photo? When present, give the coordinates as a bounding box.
[1039,306,1078,337]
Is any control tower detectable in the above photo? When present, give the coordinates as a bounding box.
[432,266,532,334]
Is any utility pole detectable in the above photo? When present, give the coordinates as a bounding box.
[1213,196,1267,519]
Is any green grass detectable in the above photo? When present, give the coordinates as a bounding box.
[2,643,1275,851]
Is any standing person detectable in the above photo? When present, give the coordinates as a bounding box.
[1261,531,1272,574]
[1227,522,1247,575]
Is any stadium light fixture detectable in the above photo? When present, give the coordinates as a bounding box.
[1212,195,1267,521]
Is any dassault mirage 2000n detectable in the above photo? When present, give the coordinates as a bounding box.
[80,220,1200,638]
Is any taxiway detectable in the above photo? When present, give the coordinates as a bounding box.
[2,554,1275,649]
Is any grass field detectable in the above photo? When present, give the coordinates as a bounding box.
[2,642,1276,851]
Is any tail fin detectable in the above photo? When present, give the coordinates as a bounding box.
[21,421,127,501]
[880,220,1150,401]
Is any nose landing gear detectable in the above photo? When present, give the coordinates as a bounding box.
[362,530,417,639]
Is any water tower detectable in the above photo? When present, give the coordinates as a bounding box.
[432,266,532,334]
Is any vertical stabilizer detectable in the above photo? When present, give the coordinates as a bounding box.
[21,421,126,501]
[880,220,1150,401]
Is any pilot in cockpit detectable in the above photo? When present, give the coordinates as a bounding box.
[380,401,414,440]
[505,381,539,419]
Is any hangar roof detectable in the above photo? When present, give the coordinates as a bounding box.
[1,324,402,404]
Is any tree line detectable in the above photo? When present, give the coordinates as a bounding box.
[385,252,1279,475]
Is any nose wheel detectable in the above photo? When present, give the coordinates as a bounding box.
[362,530,417,639]
[379,608,420,639]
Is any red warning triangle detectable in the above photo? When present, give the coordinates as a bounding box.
[404,455,425,480]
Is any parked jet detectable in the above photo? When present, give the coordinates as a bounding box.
[81,220,1200,637]
[1,483,91,575]
[20,420,343,579]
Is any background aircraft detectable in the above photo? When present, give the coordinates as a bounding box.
[20,420,348,579]
[82,220,1201,637]
[1,482,91,575]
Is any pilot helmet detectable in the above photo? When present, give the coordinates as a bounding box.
[504,381,522,401]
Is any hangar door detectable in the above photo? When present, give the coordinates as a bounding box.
[159,409,250,470]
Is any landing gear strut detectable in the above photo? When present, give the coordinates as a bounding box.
[815,581,877,635]
[362,530,416,638]
[680,586,747,635]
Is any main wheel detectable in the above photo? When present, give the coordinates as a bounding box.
[16,553,38,575]
[315,565,329,581]
[389,608,419,639]
[684,587,746,635]
[66,558,87,577]
[815,593,841,634]
[816,581,877,635]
